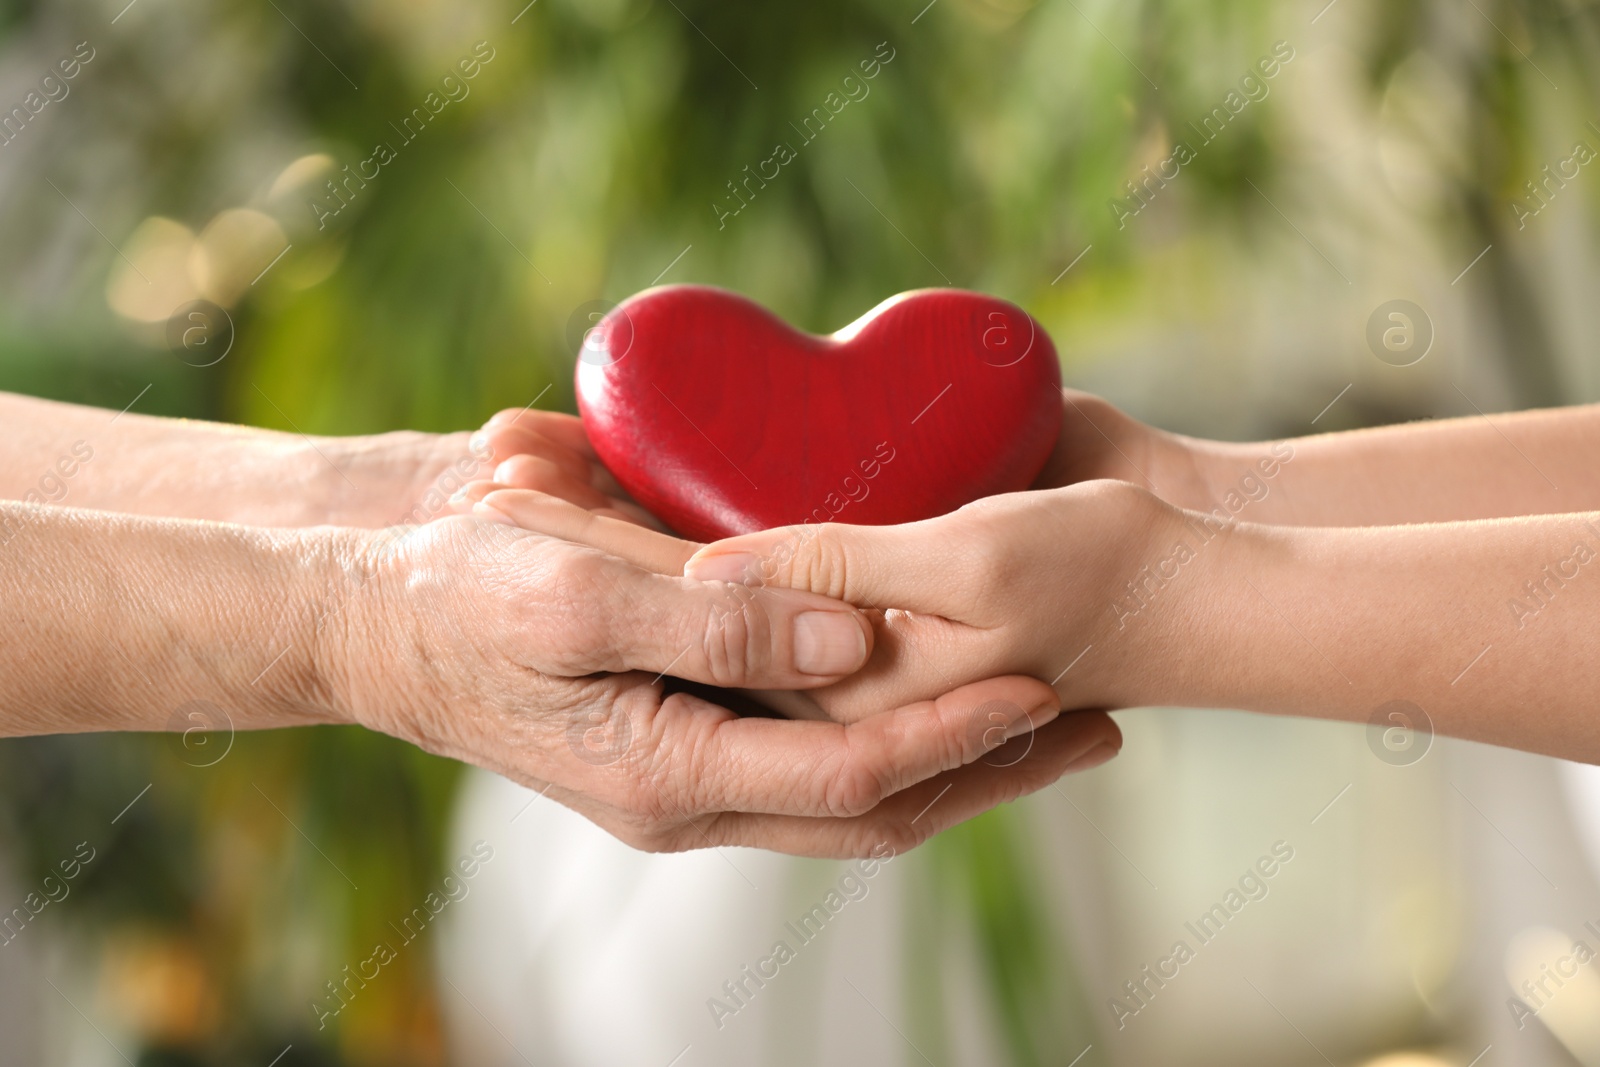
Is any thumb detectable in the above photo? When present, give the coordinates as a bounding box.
[682,517,975,615]
[593,567,878,690]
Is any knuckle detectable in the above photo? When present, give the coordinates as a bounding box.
[1066,391,1120,428]
[612,782,712,854]
[545,547,610,602]
[823,748,890,818]
[963,529,1025,596]
[621,822,686,854]
[697,593,764,687]
[633,735,710,824]
[764,523,849,599]
[743,528,798,586]
[1078,476,1139,508]
[1077,477,1157,523]
[540,550,620,668]
[932,508,1010,596]
[804,525,853,600]
[609,787,679,853]
[951,711,987,767]
[875,818,929,858]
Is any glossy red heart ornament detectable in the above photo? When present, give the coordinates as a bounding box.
[575,285,1063,542]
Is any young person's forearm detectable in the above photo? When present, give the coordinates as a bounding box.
[0,391,475,527]
[1193,404,1600,527]
[1145,510,1600,761]
[0,501,349,736]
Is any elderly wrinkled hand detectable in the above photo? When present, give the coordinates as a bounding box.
[331,512,1117,855]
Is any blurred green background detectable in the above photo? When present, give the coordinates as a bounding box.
[1,0,1599,1063]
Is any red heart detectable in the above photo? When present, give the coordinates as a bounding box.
[575,285,1063,542]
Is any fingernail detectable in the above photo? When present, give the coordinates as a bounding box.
[793,611,867,676]
[469,431,491,456]
[1003,702,1061,741]
[1062,741,1120,775]
[685,552,758,584]
[449,486,470,504]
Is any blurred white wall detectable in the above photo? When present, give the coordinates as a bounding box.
[438,709,1600,1066]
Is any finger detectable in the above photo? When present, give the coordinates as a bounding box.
[661,706,1122,858]
[448,479,505,512]
[482,408,598,459]
[489,450,658,528]
[480,424,597,483]
[660,674,1069,817]
[546,556,875,689]
[682,513,984,615]
[479,488,698,574]
[492,454,616,511]
[476,416,636,501]
[801,610,996,724]
[485,429,603,491]
[478,410,658,521]
[602,498,667,531]
[449,480,645,526]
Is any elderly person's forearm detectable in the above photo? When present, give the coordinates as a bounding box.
[0,390,483,527]
[0,500,339,735]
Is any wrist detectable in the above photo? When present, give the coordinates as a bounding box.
[312,430,490,528]
[114,518,363,731]
[1033,481,1193,710]
[111,520,350,730]
[154,521,362,730]
[1112,509,1316,713]
[1173,435,1301,525]
[0,506,358,736]
[259,524,372,728]
[315,518,501,758]
[300,523,399,735]
[1071,484,1192,708]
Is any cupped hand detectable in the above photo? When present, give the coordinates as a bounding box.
[1034,389,1221,510]
[448,480,1145,743]
[450,479,1181,724]
[327,512,1121,857]
[308,407,652,529]
[468,393,1229,530]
